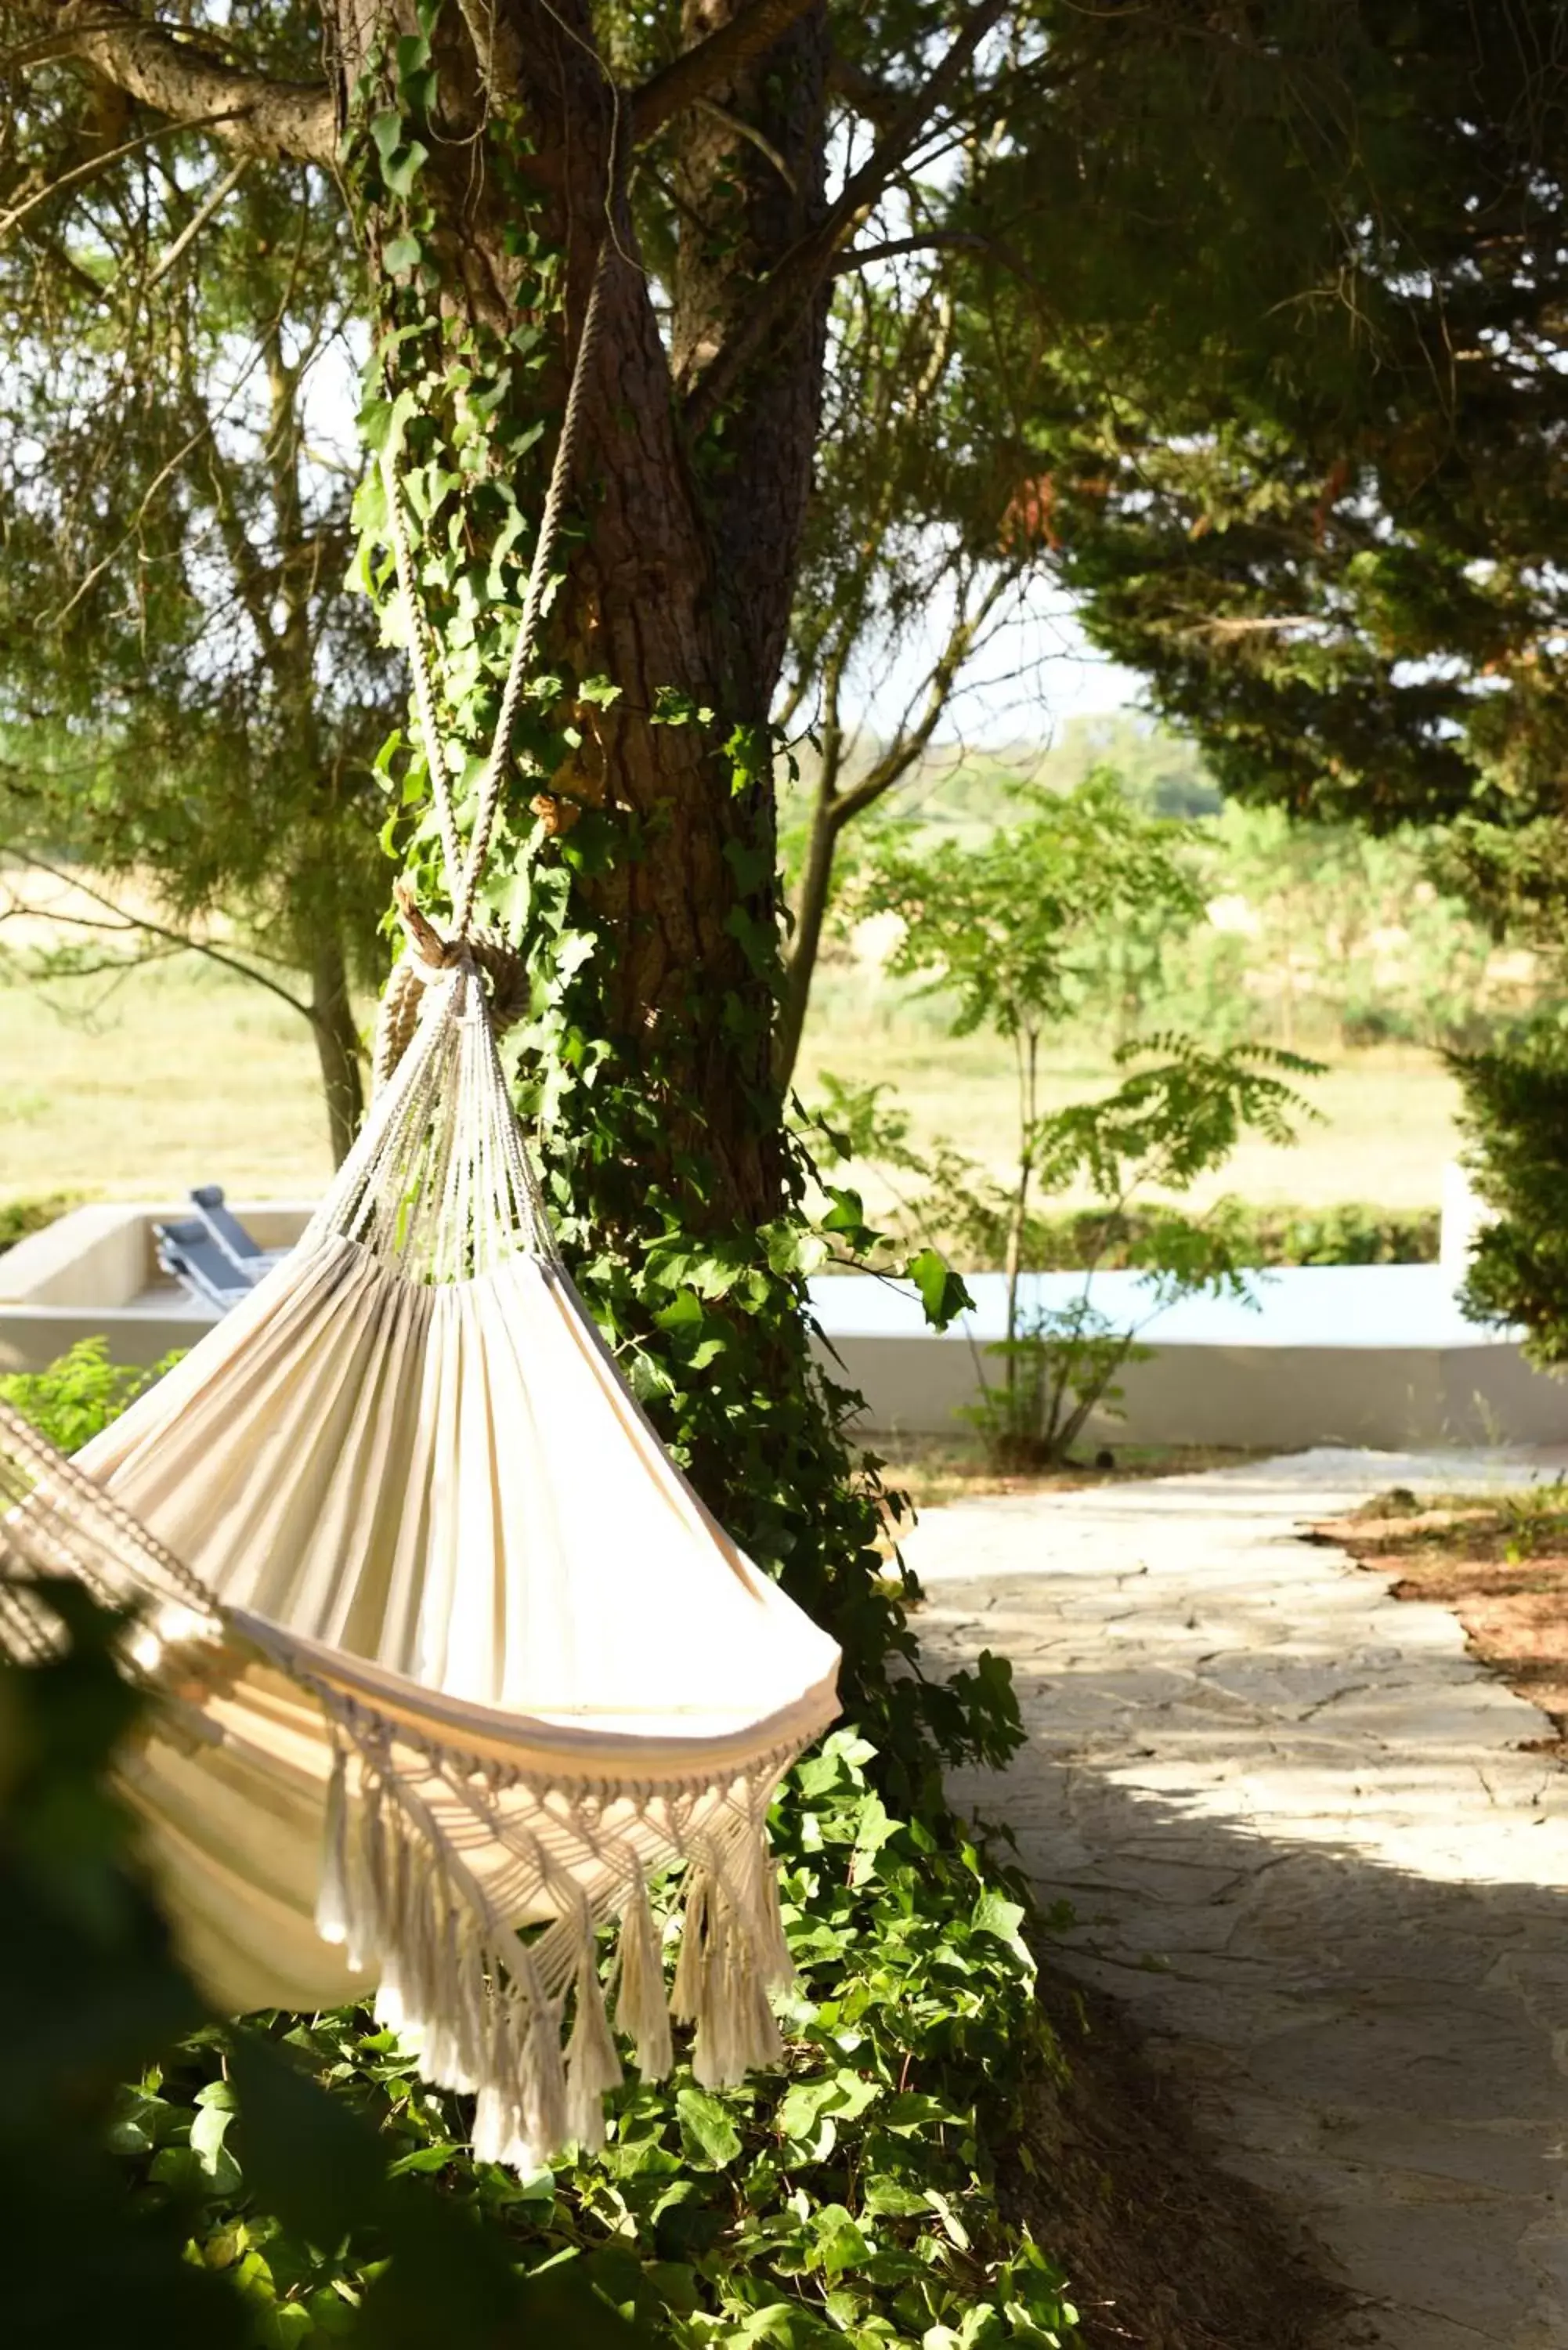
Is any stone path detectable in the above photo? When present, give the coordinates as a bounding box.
[909,1448,1568,2350]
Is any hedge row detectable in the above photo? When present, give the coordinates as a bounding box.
[1026,1202,1438,1270]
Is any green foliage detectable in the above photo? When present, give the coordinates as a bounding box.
[0,42,398,1152]
[1010,1200,1439,1273]
[0,1193,79,1252]
[0,1573,641,2346]
[965,1040,1314,1466]
[0,1336,182,1454]
[817,754,1526,1061]
[1010,5,1568,974]
[829,789,1316,1466]
[845,772,1204,1043]
[0,1575,237,2347]
[965,1296,1155,1473]
[1454,1015,1568,1370]
[99,1733,1078,2349]
[1148,807,1516,1058]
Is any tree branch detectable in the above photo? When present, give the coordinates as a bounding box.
[0,107,243,247]
[17,1,334,164]
[146,154,248,287]
[833,228,989,273]
[6,854,316,1025]
[685,0,1010,435]
[827,50,904,126]
[630,0,824,144]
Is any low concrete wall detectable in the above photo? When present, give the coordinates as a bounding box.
[812,1329,1568,1451]
[0,1202,314,1374]
[6,1202,1566,1451]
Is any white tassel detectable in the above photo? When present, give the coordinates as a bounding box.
[515,1985,568,2164]
[687,1877,784,2091]
[565,1929,622,2151]
[457,1918,488,2090]
[422,1902,467,2086]
[349,1778,387,1975]
[471,2079,514,2166]
[670,1866,710,2024]
[740,1824,797,1992]
[614,1874,673,2081]
[374,1828,411,2023]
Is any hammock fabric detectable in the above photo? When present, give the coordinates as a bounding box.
[1,247,840,2167]
[5,963,839,2165]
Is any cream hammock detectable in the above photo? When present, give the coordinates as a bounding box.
[0,249,840,2169]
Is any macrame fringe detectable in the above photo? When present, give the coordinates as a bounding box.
[308,1716,799,2169]
[614,1870,674,2081]
[670,1851,789,2090]
[565,1919,623,2153]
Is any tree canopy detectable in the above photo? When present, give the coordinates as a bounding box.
[1024,1,1568,854]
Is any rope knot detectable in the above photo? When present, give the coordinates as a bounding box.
[371,880,532,1097]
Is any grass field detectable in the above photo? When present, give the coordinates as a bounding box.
[0,954,1464,1212]
[795,968,1463,1216]
[0,961,338,1202]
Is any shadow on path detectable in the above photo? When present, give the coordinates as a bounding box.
[912,1449,1568,2350]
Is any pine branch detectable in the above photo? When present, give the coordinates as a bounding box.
[684,0,1010,435]
[827,51,904,126]
[14,1,334,164]
[630,0,824,144]
[5,855,316,1024]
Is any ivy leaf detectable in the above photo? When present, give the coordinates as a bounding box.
[809,2204,872,2276]
[387,2142,460,2175]
[381,233,422,277]
[848,1791,899,1883]
[821,1187,882,1254]
[675,2086,742,2170]
[970,1887,1032,1965]
[906,1246,973,1331]
[862,2178,930,2217]
[381,139,428,198]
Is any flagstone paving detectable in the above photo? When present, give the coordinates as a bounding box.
[909,1447,1568,2350]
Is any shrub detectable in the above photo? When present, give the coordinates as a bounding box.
[0,1192,79,1253]
[0,1336,179,1453]
[1014,1201,1438,1271]
[1452,1015,1568,1367]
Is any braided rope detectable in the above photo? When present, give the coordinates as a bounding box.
[381,240,614,943]
[381,457,466,911]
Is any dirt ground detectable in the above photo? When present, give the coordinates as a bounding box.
[874,1436,1261,1516]
[1013,1965,1342,2350]
[1316,1481,1568,1748]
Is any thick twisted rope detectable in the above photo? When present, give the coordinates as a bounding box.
[381,240,614,944]
[382,464,466,912]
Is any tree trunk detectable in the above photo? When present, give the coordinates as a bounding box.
[1003,1026,1041,1399]
[323,0,833,1234]
[309,929,364,1169]
[776,781,840,1095]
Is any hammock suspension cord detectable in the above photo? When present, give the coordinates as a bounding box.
[381,237,615,944]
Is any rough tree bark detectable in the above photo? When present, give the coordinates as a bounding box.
[309,929,365,1166]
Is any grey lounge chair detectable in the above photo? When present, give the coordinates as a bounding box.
[187,1185,288,1280]
[154,1217,258,1313]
